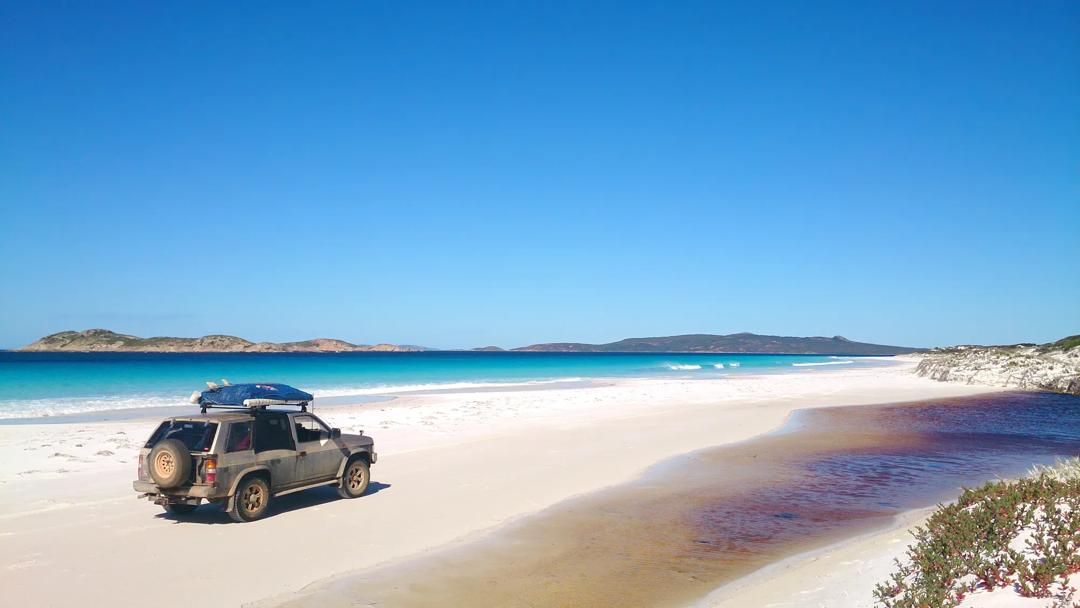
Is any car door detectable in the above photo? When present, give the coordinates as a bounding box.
[253,412,301,490]
[291,414,344,482]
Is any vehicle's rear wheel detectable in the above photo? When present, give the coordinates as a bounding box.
[338,458,370,499]
[163,503,197,516]
[149,439,192,489]
[228,476,271,523]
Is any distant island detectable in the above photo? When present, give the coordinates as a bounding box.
[18,329,427,353]
[513,333,918,355]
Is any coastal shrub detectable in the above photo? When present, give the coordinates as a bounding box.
[874,458,1080,608]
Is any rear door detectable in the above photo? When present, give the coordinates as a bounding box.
[291,414,345,482]
[253,412,301,490]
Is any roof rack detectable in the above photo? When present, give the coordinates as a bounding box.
[198,400,311,414]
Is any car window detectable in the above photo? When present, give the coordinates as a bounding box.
[226,421,253,452]
[294,415,329,444]
[254,413,295,452]
[145,421,218,452]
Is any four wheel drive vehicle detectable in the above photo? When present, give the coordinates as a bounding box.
[133,382,376,522]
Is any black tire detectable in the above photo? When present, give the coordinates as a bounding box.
[228,476,271,523]
[338,458,370,499]
[163,503,197,516]
[149,439,191,489]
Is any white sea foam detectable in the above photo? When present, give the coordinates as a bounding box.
[0,394,187,420]
[666,364,703,371]
[0,378,595,420]
[792,360,854,367]
[728,362,741,367]
[313,378,589,397]
[713,363,725,369]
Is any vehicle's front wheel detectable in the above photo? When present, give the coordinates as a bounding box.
[338,458,370,499]
[228,476,271,523]
[162,503,197,516]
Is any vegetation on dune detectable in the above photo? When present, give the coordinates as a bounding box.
[916,334,1080,396]
[1044,335,1080,353]
[874,458,1080,608]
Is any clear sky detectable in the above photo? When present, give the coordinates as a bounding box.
[1,1,1077,350]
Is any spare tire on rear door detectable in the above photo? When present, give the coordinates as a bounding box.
[149,438,192,488]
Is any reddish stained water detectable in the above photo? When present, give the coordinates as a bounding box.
[277,392,1080,608]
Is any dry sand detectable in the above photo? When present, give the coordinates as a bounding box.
[0,360,1000,607]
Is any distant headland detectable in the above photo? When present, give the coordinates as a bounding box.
[512,333,919,355]
[17,329,427,353]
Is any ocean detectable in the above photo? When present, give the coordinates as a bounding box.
[0,351,890,419]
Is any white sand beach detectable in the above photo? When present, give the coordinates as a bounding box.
[0,361,1001,607]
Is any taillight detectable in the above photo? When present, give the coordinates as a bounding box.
[205,457,218,484]
[138,453,144,476]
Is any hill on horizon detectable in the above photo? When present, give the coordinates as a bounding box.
[513,333,919,355]
[17,329,428,353]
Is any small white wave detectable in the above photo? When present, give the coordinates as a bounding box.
[713,363,725,369]
[792,360,854,367]
[667,364,702,371]
[312,378,587,398]
[0,394,187,420]
[728,362,741,368]
[0,378,596,420]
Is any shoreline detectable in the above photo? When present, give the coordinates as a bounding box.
[1,361,1004,607]
[698,506,933,607]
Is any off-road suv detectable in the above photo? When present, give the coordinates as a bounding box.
[133,383,376,522]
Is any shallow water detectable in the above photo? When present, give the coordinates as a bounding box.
[275,391,1080,608]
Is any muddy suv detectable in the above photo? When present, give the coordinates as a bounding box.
[133,383,376,522]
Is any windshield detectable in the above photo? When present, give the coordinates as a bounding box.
[145,420,218,452]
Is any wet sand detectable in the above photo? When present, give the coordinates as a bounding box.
[272,391,1080,608]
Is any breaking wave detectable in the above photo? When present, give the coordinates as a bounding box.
[666,364,703,371]
[792,360,854,367]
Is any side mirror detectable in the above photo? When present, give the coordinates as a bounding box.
[331,428,341,439]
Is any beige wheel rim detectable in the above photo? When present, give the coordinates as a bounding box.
[242,483,264,513]
[348,464,367,492]
[155,451,175,477]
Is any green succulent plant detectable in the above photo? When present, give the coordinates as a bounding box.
[874,458,1080,608]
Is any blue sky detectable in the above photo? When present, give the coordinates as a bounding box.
[1,1,1077,349]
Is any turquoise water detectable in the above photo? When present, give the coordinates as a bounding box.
[0,351,890,419]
